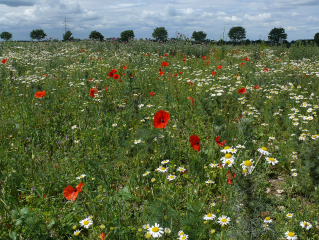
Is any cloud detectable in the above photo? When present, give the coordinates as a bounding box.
[0,0,35,7]
[292,12,300,16]
[218,16,242,22]
[287,26,298,31]
[165,4,177,17]
[244,13,271,22]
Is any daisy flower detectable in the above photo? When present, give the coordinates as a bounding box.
[209,163,219,168]
[179,235,189,240]
[205,180,215,184]
[79,217,93,229]
[269,136,275,140]
[217,215,231,226]
[151,178,156,182]
[286,213,293,218]
[222,158,235,168]
[264,217,272,223]
[142,224,150,230]
[156,166,168,172]
[300,221,312,230]
[292,173,297,177]
[258,147,270,155]
[147,223,164,238]
[266,157,278,165]
[178,230,185,236]
[203,213,216,220]
[220,153,235,162]
[71,125,77,129]
[285,231,297,240]
[74,230,81,236]
[167,174,177,181]
[210,202,216,207]
[143,171,150,176]
[220,146,233,154]
[76,174,86,180]
[177,166,186,172]
[161,159,170,164]
[236,144,245,149]
[164,228,171,234]
[134,139,142,144]
[112,123,117,127]
[240,159,254,172]
[263,224,270,230]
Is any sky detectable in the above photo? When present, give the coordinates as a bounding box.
[0,0,319,41]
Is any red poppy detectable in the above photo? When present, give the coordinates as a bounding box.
[153,110,170,128]
[161,62,169,67]
[241,62,245,66]
[264,67,269,72]
[254,85,260,89]
[105,86,108,92]
[227,171,236,185]
[188,81,194,87]
[244,57,249,61]
[108,69,117,77]
[123,66,127,69]
[63,182,84,201]
[159,71,164,76]
[119,79,122,82]
[211,71,217,76]
[217,65,222,69]
[113,74,120,80]
[187,97,196,105]
[182,59,186,62]
[99,233,105,240]
[189,135,200,152]
[82,49,84,52]
[89,78,93,82]
[215,136,226,147]
[2,59,7,64]
[238,88,246,94]
[130,74,133,78]
[158,68,162,72]
[179,71,183,74]
[164,54,168,57]
[150,91,156,97]
[90,88,97,97]
[206,62,210,65]
[35,90,46,98]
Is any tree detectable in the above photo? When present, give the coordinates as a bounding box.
[30,29,47,41]
[0,31,13,41]
[152,27,168,42]
[63,30,73,41]
[228,26,246,42]
[268,27,287,43]
[120,30,135,42]
[191,31,207,42]
[314,32,319,46]
[89,30,104,41]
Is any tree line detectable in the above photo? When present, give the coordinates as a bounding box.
[1,27,319,46]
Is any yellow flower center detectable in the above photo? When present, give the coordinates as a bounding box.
[261,147,267,151]
[268,158,275,162]
[304,222,308,226]
[160,167,165,170]
[225,153,232,159]
[83,220,89,225]
[225,161,231,165]
[179,231,184,235]
[152,227,159,232]
[169,176,174,179]
[224,146,230,149]
[75,232,80,236]
[221,218,227,223]
[242,169,248,173]
[207,214,212,217]
[265,217,270,221]
[288,232,295,237]
[244,160,252,166]
[146,233,151,238]
[182,237,187,240]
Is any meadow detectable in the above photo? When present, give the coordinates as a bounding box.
[1,39,319,240]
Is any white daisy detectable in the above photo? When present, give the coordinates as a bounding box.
[167,174,177,181]
[164,228,171,234]
[205,180,215,184]
[292,173,298,177]
[71,125,77,129]
[285,231,297,240]
[258,147,270,155]
[76,174,86,180]
[161,159,170,165]
[286,213,293,218]
[134,139,142,144]
[203,213,216,220]
[112,123,117,127]
[209,163,219,168]
[177,166,186,172]
[179,234,189,240]
[177,230,185,236]
[266,157,278,165]
[142,224,150,230]
[156,166,168,172]
[221,153,235,162]
[217,215,231,226]
[264,217,272,223]
[79,217,93,229]
[143,171,150,176]
[240,159,254,172]
[220,146,233,154]
[300,221,312,230]
[73,230,81,236]
[147,223,164,238]
[236,144,245,149]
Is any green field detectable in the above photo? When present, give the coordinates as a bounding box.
[1,40,319,239]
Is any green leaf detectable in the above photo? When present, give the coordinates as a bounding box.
[11,210,18,219]
[48,219,55,228]
[20,207,29,215]
[9,231,17,240]
[15,219,23,226]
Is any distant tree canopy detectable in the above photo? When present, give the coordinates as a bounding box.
[191,31,207,41]
[0,31,13,41]
[30,29,47,41]
[152,27,168,42]
[89,31,104,41]
[120,30,135,42]
[228,26,246,42]
[268,27,287,43]
[63,30,73,41]
[314,32,319,46]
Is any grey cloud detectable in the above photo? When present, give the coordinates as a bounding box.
[0,0,35,7]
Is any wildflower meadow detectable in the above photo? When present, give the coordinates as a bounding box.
[1,39,319,239]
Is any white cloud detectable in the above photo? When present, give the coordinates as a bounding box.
[165,4,177,17]
[218,16,242,22]
[244,13,271,22]
[287,26,298,30]
[292,12,300,16]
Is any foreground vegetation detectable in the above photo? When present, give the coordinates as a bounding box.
[1,39,319,239]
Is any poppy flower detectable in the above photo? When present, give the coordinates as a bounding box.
[35,90,46,98]
[108,69,117,77]
[63,182,84,201]
[187,97,196,105]
[189,135,200,152]
[188,81,194,87]
[215,136,226,147]
[113,74,120,80]
[254,85,260,89]
[89,78,93,82]
[217,65,222,70]
[99,233,105,240]
[159,71,164,76]
[158,68,162,72]
[227,171,236,185]
[90,88,97,97]
[238,88,246,94]
[2,59,7,64]
[153,110,170,128]
[241,62,245,66]
[123,66,127,69]
[105,86,108,92]
[264,68,269,72]
[161,62,169,67]
[150,91,156,97]
[211,71,217,76]
[244,57,249,61]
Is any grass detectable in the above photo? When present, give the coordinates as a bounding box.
[1,39,319,239]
